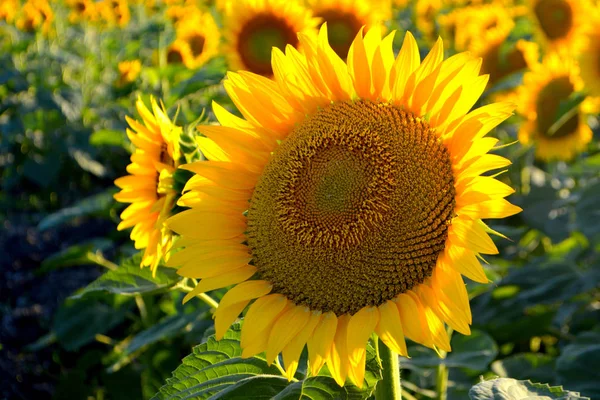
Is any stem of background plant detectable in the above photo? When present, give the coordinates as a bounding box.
[375,339,402,400]
[178,282,219,310]
[437,328,453,400]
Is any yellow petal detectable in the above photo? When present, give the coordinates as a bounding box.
[326,314,351,386]
[181,161,259,190]
[241,294,288,347]
[167,210,246,240]
[281,311,322,380]
[213,280,273,339]
[181,265,256,304]
[448,217,499,255]
[265,305,311,365]
[347,306,379,366]
[396,293,434,349]
[375,301,408,357]
[307,311,338,376]
[445,245,489,284]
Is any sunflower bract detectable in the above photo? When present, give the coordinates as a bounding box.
[167,25,521,387]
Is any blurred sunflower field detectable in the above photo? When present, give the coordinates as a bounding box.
[2,0,600,399]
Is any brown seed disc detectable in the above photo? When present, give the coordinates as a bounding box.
[236,13,298,76]
[247,100,456,315]
[535,76,579,139]
[534,0,573,41]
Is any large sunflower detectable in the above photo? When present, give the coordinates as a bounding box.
[528,0,588,53]
[222,0,319,76]
[114,98,182,274]
[168,26,520,386]
[517,54,598,161]
[307,0,391,58]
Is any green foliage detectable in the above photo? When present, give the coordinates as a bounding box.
[73,254,183,298]
[469,378,589,400]
[153,324,382,400]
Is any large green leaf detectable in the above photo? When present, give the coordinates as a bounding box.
[491,353,556,385]
[153,324,381,400]
[37,189,117,231]
[556,332,600,398]
[36,239,113,276]
[52,294,133,352]
[469,378,589,400]
[72,254,182,298]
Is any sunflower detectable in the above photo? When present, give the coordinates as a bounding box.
[578,18,600,96]
[517,54,598,161]
[0,0,19,23]
[114,98,182,274]
[167,26,520,387]
[528,0,588,53]
[222,0,319,76]
[166,39,194,66]
[173,11,221,69]
[415,0,443,45]
[66,0,98,24]
[98,0,131,27]
[16,0,54,35]
[117,59,142,86]
[307,0,391,58]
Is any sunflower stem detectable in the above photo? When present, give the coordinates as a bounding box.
[375,340,401,400]
[436,363,449,400]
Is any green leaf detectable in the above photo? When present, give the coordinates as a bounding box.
[403,330,498,371]
[37,239,113,276]
[90,129,130,149]
[153,324,380,400]
[556,332,600,398]
[52,294,133,352]
[469,378,589,400]
[491,353,556,385]
[38,189,117,231]
[72,253,182,298]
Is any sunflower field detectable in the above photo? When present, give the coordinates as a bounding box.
[2,0,600,399]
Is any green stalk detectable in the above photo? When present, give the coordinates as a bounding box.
[375,340,402,400]
[437,363,449,400]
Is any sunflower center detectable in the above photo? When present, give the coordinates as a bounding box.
[481,42,527,86]
[247,100,456,315]
[167,47,183,64]
[535,76,579,138]
[534,0,573,40]
[237,13,298,75]
[187,34,205,57]
[316,10,363,57]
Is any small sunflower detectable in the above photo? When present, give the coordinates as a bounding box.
[517,53,598,161]
[415,0,443,45]
[166,39,194,66]
[167,26,520,386]
[16,0,54,35]
[114,98,182,274]
[307,0,391,58]
[0,0,19,23]
[173,11,221,69]
[578,17,600,96]
[117,59,142,86]
[528,0,588,53]
[222,0,319,76]
[66,0,98,24]
[98,0,131,27]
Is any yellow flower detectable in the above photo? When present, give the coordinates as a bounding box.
[114,98,182,274]
[167,26,521,386]
[16,0,54,35]
[577,16,600,96]
[0,0,19,23]
[98,0,131,27]
[173,11,221,69]
[517,53,598,161]
[66,0,98,24]
[222,0,319,76]
[307,0,392,58]
[415,0,443,45]
[117,60,142,85]
[528,0,588,53]
[166,39,195,67]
